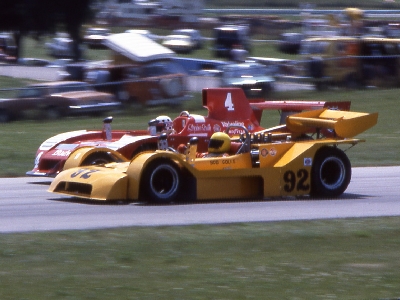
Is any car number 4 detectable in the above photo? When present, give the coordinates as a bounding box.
[225,92,234,111]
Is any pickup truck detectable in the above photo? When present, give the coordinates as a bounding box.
[0,81,120,122]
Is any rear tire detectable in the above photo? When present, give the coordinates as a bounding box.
[311,147,351,197]
[142,159,181,203]
[46,107,62,120]
[344,73,360,89]
[0,110,11,123]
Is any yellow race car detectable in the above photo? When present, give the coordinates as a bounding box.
[48,108,378,203]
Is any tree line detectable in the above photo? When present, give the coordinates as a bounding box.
[0,0,94,60]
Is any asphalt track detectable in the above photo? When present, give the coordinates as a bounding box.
[0,166,399,233]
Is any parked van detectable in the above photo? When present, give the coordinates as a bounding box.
[296,36,400,90]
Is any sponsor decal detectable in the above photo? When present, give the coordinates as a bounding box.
[304,157,312,166]
[261,148,268,157]
[52,149,72,157]
[213,124,221,132]
[269,148,277,156]
[209,159,236,165]
[187,123,212,133]
[228,128,246,135]
[221,121,245,127]
[222,159,235,164]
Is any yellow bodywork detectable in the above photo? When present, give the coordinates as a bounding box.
[48,139,357,201]
[48,109,378,202]
[63,146,129,170]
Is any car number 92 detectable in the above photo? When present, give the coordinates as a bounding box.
[283,169,310,193]
[70,168,99,179]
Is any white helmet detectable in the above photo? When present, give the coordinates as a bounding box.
[148,115,173,135]
[155,115,173,131]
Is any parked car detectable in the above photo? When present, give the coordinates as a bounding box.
[45,37,85,59]
[84,59,190,106]
[0,33,17,62]
[277,32,304,55]
[124,29,158,41]
[383,23,400,38]
[17,58,51,67]
[0,81,120,122]
[172,29,203,49]
[218,62,275,99]
[162,34,197,54]
[213,25,251,59]
[83,27,111,49]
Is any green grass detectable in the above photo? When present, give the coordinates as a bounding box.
[1,218,400,299]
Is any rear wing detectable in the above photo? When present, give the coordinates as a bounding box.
[202,87,351,125]
[251,100,351,124]
[286,108,378,138]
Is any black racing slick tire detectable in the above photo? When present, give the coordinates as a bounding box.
[81,152,114,166]
[0,110,11,123]
[142,159,181,204]
[310,147,351,197]
[45,107,62,120]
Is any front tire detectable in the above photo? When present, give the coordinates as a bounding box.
[311,147,351,197]
[46,107,62,120]
[81,152,114,166]
[142,159,181,203]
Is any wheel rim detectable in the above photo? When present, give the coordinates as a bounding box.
[319,157,346,190]
[149,164,179,199]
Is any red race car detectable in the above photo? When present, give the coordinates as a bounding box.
[27,88,350,177]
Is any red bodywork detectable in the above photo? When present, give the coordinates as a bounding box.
[27,88,350,177]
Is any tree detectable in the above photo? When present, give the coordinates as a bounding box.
[0,0,93,61]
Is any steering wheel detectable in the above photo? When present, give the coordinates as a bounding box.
[224,125,251,154]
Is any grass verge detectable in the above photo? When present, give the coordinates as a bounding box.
[1,218,400,299]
